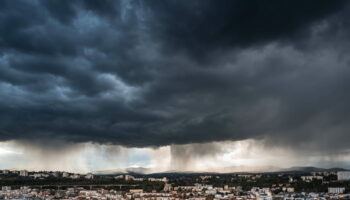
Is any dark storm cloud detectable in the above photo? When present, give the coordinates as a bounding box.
[0,0,350,152]
[144,0,347,58]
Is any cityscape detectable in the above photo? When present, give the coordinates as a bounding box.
[1,169,350,199]
[1,0,350,200]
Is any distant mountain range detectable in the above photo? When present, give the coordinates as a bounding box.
[278,166,348,173]
[92,166,349,175]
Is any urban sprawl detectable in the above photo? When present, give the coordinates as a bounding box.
[1,170,350,200]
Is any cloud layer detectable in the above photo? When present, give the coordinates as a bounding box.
[0,0,350,155]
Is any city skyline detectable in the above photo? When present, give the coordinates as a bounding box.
[1,0,350,172]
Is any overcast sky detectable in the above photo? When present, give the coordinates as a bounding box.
[1,0,350,172]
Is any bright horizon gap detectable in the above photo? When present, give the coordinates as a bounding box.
[1,139,350,173]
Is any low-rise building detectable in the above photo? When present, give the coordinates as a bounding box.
[337,171,350,181]
[19,170,28,177]
[328,187,345,194]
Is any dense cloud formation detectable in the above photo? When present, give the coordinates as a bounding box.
[1,0,350,152]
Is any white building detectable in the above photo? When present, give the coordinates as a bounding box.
[125,175,134,181]
[19,170,28,176]
[205,189,217,195]
[163,183,172,192]
[148,177,168,182]
[62,172,69,178]
[328,187,345,194]
[337,171,350,181]
[301,176,323,181]
[130,189,143,194]
[1,186,11,191]
[33,173,42,179]
[85,173,94,179]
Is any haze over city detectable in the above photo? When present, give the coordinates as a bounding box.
[1,0,350,173]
